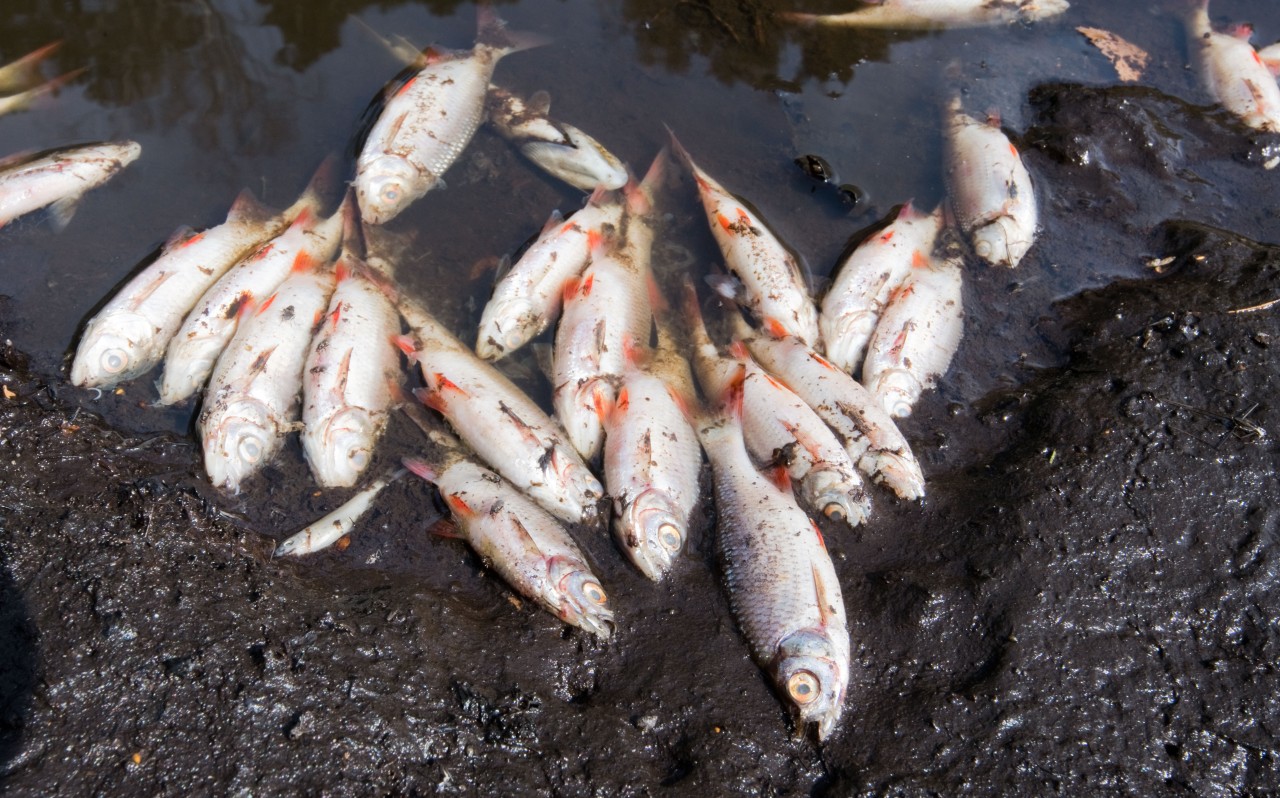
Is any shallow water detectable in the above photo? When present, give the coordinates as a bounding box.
[2,0,1280,794]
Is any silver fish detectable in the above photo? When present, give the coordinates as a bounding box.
[199,260,337,493]
[820,203,943,376]
[301,249,402,488]
[475,187,624,360]
[399,297,603,525]
[1187,0,1280,133]
[72,161,331,390]
[275,470,404,557]
[0,140,139,230]
[486,85,628,191]
[354,8,546,225]
[781,0,1069,29]
[403,434,615,638]
[861,251,965,419]
[944,98,1037,268]
[698,400,851,742]
[157,204,344,405]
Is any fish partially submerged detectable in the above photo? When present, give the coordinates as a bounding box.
[698,393,851,742]
[0,141,139,230]
[1186,0,1280,133]
[486,85,628,191]
[780,0,1070,30]
[0,42,61,94]
[404,428,615,638]
[944,98,1037,268]
[354,7,546,225]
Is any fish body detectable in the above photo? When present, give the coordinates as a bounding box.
[944,99,1037,268]
[486,85,628,191]
[404,450,615,638]
[157,205,344,405]
[737,316,925,501]
[301,254,403,488]
[72,169,327,390]
[820,203,943,374]
[861,252,964,419]
[475,189,624,360]
[1187,1,1280,132]
[0,140,139,230]
[199,261,337,493]
[669,132,819,347]
[275,471,401,557]
[697,407,850,742]
[781,0,1069,29]
[602,335,703,580]
[354,9,545,225]
[400,298,603,525]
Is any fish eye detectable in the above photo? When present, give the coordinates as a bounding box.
[348,449,369,469]
[787,671,820,704]
[581,580,607,605]
[974,239,993,258]
[379,183,401,204]
[238,436,263,463]
[658,523,683,553]
[101,349,129,375]
[822,502,846,522]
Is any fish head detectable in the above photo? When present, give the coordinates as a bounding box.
[867,367,922,419]
[548,555,615,638]
[202,399,279,493]
[1019,0,1070,23]
[519,125,628,192]
[798,470,868,528]
[355,155,425,225]
[773,629,849,742]
[972,216,1033,268]
[305,407,383,488]
[71,311,157,389]
[869,450,926,502]
[612,488,686,581]
[818,311,877,375]
[156,336,222,405]
[475,298,539,360]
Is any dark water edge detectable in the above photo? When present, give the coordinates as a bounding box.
[1,0,1279,795]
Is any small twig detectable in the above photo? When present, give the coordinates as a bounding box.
[1160,397,1266,443]
[1228,297,1280,314]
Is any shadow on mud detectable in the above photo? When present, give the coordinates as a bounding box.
[0,564,35,775]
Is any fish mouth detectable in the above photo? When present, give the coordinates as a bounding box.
[614,491,686,581]
[550,558,616,639]
[800,469,869,528]
[870,449,926,501]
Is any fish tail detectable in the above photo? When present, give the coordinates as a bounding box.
[476,4,550,56]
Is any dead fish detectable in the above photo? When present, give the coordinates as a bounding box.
[0,41,60,94]
[944,98,1037,268]
[301,241,403,488]
[275,470,404,557]
[0,140,139,230]
[697,392,850,742]
[354,7,547,225]
[486,84,628,191]
[72,159,332,390]
[0,67,84,118]
[398,296,603,525]
[1186,0,1280,133]
[475,187,624,361]
[820,203,944,375]
[404,439,615,638]
[602,331,703,581]
[861,251,965,419]
[668,128,820,347]
[156,203,344,406]
[199,258,337,493]
[780,0,1070,29]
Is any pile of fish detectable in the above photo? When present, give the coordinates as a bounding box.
[11,0,1275,742]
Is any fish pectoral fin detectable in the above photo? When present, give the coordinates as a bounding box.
[47,195,82,231]
[811,561,838,628]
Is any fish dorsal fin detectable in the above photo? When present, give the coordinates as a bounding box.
[226,188,276,225]
[528,89,552,115]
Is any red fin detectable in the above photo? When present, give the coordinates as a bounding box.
[402,456,439,483]
[812,562,836,627]
[289,206,314,230]
[445,493,477,519]
[393,335,418,357]
[179,231,206,249]
[716,213,733,232]
[614,386,630,415]
[728,340,749,360]
[413,386,447,414]
[334,259,351,283]
[911,250,928,269]
[328,304,342,328]
[585,184,610,207]
[621,335,643,368]
[592,384,610,423]
[723,364,746,417]
[427,517,463,539]
[292,250,318,273]
[256,293,278,315]
[432,373,469,397]
[1228,22,1255,41]
[647,273,668,315]
[766,464,791,492]
[586,228,603,252]
[396,75,418,97]
[665,385,693,422]
[878,229,895,244]
[763,317,788,339]
[562,275,581,302]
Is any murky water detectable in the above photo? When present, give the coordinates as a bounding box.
[2,0,1280,794]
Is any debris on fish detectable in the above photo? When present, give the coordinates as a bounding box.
[353,7,547,225]
[475,187,624,360]
[399,296,604,525]
[301,223,403,488]
[0,140,139,231]
[486,84,628,191]
[780,0,1070,29]
[1186,0,1280,133]
[157,202,344,405]
[275,470,403,557]
[403,433,615,638]
[71,159,333,390]
[697,394,850,742]
[734,314,926,501]
[602,332,703,580]
[820,203,944,375]
[668,128,820,347]
[861,251,964,419]
[944,98,1037,268]
[199,258,337,493]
